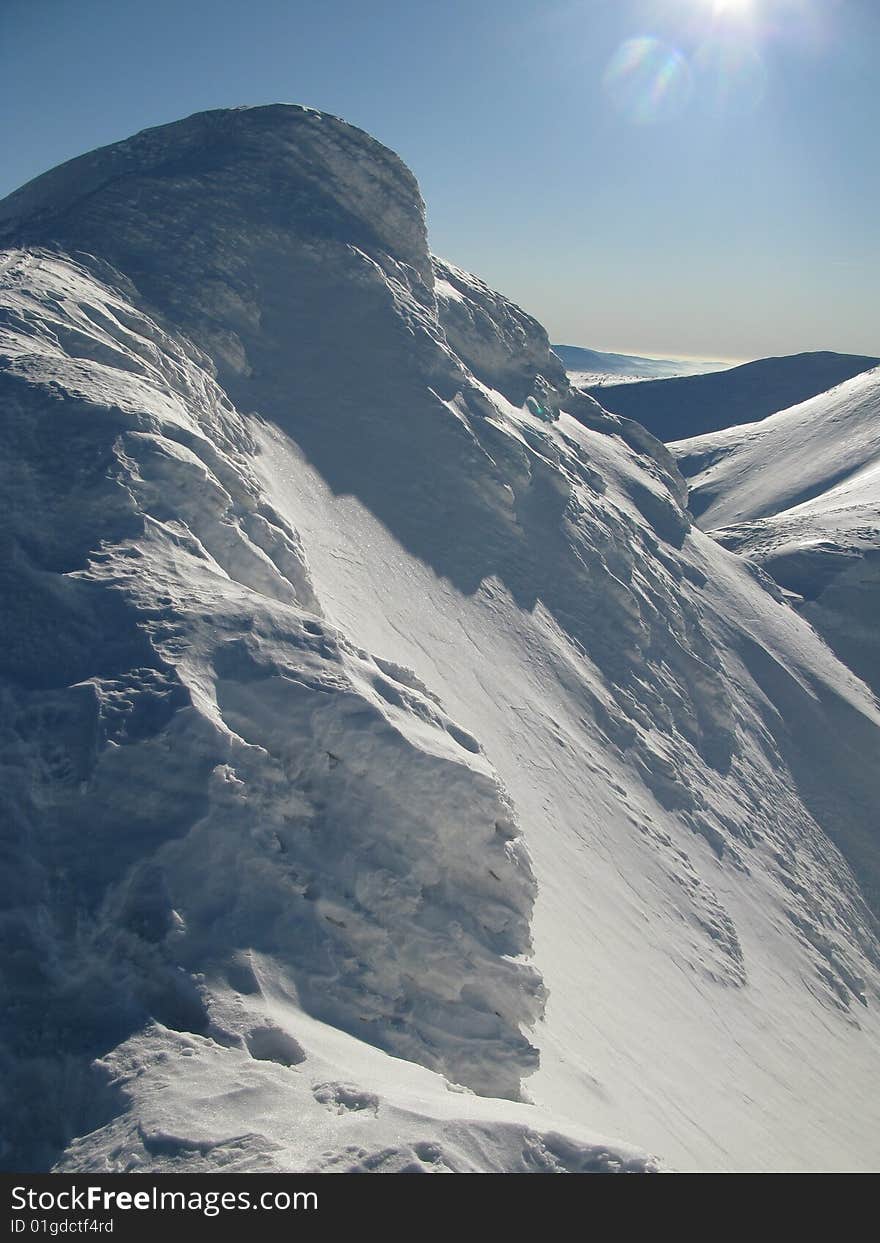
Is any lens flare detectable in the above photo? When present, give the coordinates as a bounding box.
[603,36,693,124]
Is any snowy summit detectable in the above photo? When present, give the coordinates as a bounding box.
[1,105,879,1174]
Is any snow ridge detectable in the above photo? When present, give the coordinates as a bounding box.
[592,351,880,442]
[0,249,544,1167]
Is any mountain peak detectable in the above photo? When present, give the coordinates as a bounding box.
[4,107,880,1174]
[0,105,433,328]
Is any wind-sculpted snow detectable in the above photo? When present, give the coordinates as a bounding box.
[0,251,544,1167]
[1,107,880,1173]
[54,1018,663,1174]
[433,257,569,414]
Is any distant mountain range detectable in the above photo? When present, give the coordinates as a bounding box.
[583,350,880,441]
[552,342,731,384]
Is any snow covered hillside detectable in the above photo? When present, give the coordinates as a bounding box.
[588,351,880,442]
[672,367,880,701]
[1,105,879,1174]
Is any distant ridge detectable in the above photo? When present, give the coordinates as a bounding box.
[553,342,728,383]
[671,365,880,697]
[586,350,880,441]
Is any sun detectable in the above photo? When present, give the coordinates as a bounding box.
[693,0,754,15]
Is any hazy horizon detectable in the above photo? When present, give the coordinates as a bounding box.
[2,0,877,360]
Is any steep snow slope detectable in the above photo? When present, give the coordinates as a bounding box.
[672,367,880,697]
[0,248,548,1165]
[589,351,880,442]
[1,106,880,1173]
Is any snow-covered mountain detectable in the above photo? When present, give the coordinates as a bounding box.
[2,105,879,1174]
[672,366,880,703]
[554,342,730,388]
[587,351,880,442]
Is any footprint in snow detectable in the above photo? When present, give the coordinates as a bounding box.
[244,1025,306,1068]
[312,1082,380,1114]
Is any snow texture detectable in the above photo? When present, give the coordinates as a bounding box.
[1,105,879,1173]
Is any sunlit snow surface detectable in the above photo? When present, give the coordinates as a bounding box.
[673,366,880,703]
[1,106,879,1173]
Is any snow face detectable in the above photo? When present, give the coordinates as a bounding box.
[433,257,568,412]
[0,247,551,1169]
[1,106,880,1173]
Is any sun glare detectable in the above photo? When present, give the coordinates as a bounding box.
[703,0,753,13]
[604,0,793,123]
[686,0,754,17]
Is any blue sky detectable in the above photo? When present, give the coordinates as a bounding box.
[2,0,877,360]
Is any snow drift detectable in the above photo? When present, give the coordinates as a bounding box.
[1,105,879,1173]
